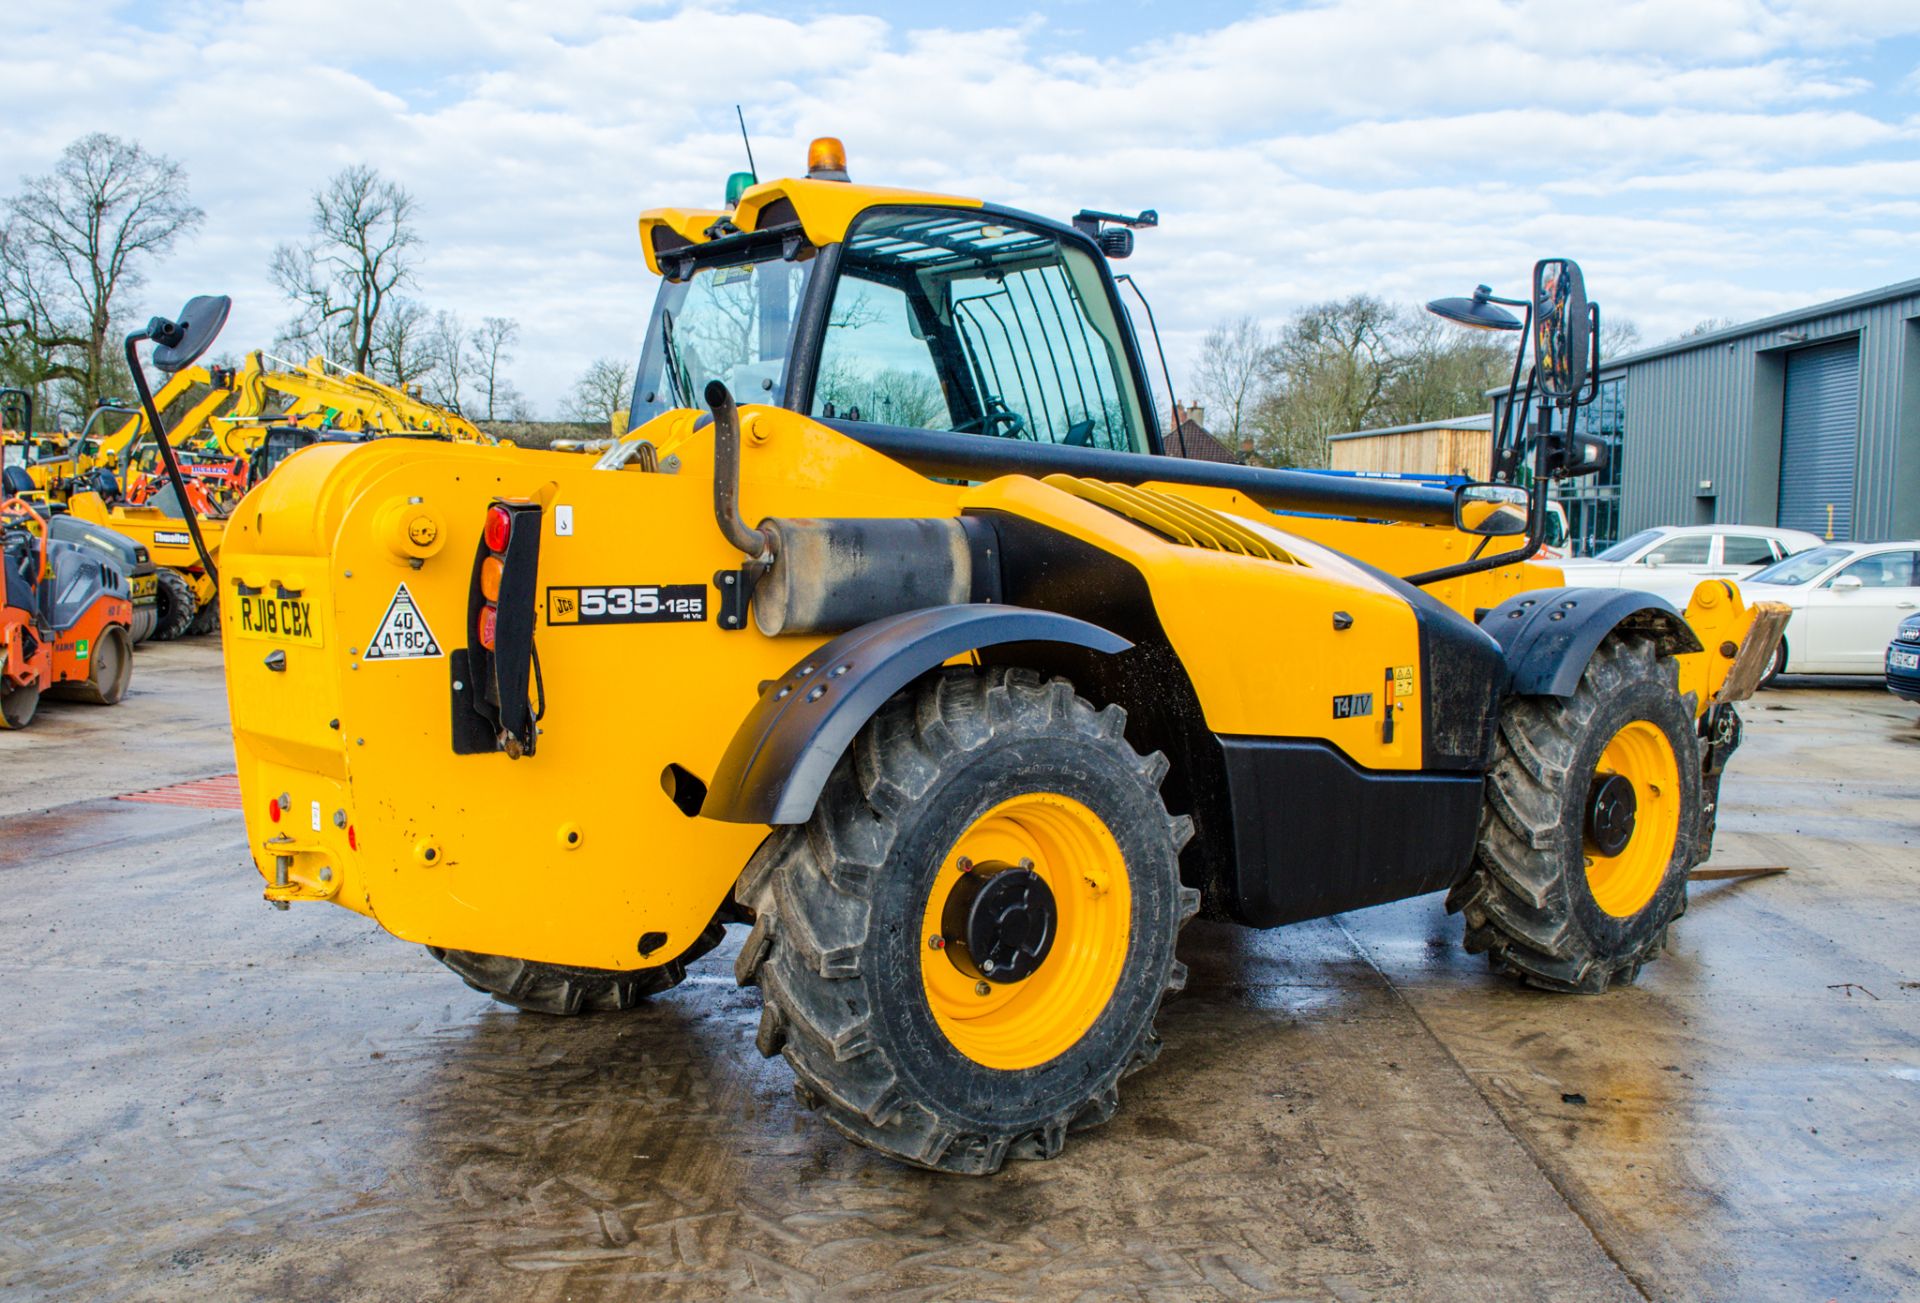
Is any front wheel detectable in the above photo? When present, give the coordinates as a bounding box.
[736,667,1198,1175]
[0,681,39,729]
[1450,633,1703,993]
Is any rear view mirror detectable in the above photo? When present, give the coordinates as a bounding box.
[1532,259,1589,400]
[1455,483,1531,536]
[150,295,232,373]
[1645,552,1668,567]
[1830,574,1863,592]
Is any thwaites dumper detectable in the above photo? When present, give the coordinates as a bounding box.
[213,141,1786,1174]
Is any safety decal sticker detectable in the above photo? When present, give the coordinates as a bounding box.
[1332,692,1375,719]
[545,584,707,625]
[364,583,443,660]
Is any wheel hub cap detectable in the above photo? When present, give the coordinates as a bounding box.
[1585,771,1637,857]
[942,864,1057,983]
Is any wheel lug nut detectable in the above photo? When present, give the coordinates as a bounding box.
[1018,857,1034,871]
[927,935,945,950]
[956,856,973,873]
[974,981,991,997]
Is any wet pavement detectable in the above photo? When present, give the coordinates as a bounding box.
[2,645,1916,1301]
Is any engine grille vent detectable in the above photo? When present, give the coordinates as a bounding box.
[1042,475,1297,564]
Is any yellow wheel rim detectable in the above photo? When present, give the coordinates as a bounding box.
[1584,721,1681,918]
[919,792,1132,1071]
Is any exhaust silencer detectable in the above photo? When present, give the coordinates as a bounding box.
[752,516,1002,637]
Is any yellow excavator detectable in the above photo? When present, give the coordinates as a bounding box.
[205,140,1784,1175]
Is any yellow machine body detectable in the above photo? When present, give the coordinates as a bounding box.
[219,398,1762,969]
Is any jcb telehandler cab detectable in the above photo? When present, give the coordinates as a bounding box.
[209,141,1785,1174]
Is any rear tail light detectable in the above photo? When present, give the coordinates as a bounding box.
[463,497,543,757]
[483,504,512,552]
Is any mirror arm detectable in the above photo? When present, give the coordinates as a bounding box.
[123,327,219,584]
[1490,304,1534,483]
[1405,418,1550,587]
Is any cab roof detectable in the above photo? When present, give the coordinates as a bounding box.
[638,176,982,277]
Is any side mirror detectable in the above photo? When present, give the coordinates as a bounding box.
[1532,259,1590,400]
[1644,552,1668,567]
[149,295,232,373]
[1454,483,1531,536]
[1830,574,1863,592]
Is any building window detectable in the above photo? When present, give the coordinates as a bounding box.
[1492,374,1627,556]
[1551,376,1626,556]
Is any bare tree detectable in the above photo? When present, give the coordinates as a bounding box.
[271,166,419,374]
[1188,316,1270,450]
[1384,311,1510,424]
[1601,314,1643,359]
[3,133,203,410]
[470,316,523,420]
[1666,317,1735,344]
[370,297,435,391]
[564,356,633,425]
[420,310,470,410]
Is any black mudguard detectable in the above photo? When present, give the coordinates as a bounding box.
[701,604,1130,825]
[1482,587,1703,697]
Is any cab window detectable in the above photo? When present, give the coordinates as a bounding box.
[811,210,1148,452]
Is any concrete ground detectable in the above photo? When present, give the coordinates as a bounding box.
[1,640,1916,1302]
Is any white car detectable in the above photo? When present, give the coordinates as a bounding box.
[1558,524,1823,589]
[1728,541,1920,680]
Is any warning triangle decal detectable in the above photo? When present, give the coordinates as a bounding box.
[364,582,444,660]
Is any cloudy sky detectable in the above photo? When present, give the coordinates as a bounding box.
[5,0,1918,417]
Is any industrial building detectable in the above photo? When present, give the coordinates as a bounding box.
[1335,278,1920,555]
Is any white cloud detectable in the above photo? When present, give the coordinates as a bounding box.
[0,0,1914,413]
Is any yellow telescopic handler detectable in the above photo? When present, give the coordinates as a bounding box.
[200,141,1786,1174]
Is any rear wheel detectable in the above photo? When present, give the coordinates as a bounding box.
[187,596,220,638]
[429,922,724,1015]
[151,569,197,642]
[54,624,131,704]
[736,667,1198,1174]
[1451,633,1702,993]
[1758,635,1786,687]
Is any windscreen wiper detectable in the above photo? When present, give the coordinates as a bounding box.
[659,309,691,410]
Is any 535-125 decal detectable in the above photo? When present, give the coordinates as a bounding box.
[546,584,707,625]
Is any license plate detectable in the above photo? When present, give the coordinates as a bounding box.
[233,593,323,646]
[131,574,157,604]
[1891,649,1920,671]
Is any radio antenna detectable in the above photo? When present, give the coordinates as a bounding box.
[735,105,759,183]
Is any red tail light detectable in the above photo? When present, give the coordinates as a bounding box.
[267,799,281,824]
[484,504,512,551]
[478,604,497,650]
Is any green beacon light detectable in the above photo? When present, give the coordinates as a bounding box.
[725,171,755,208]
